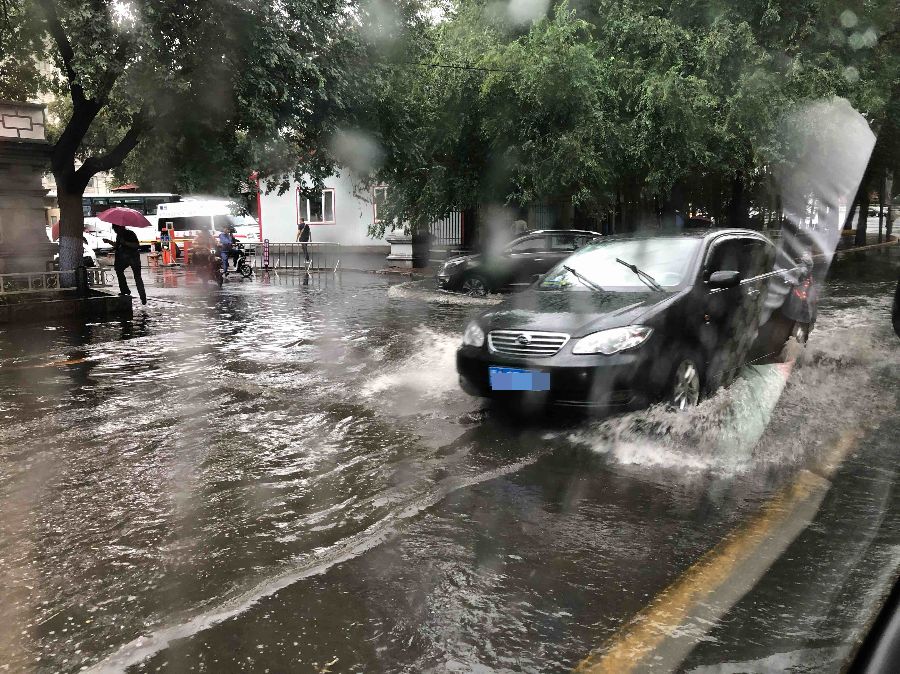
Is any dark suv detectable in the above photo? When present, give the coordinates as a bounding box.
[457,229,798,410]
[436,229,600,295]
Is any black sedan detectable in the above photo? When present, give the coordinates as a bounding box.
[436,229,600,295]
[457,229,800,411]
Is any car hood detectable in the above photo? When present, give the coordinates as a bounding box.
[478,289,677,336]
[442,253,480,268]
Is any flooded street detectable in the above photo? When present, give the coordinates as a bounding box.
[0,249,898,673]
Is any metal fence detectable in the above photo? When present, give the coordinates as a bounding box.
[0,267,114,295]
[430,211,464,246]
[245,242,341,271]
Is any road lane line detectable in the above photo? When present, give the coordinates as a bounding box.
[574,428,864,674]
[84,454,546,673]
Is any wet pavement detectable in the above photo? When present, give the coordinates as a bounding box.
[0,249,898,673]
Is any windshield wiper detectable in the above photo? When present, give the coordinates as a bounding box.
[615,258,664,292]
[563,265,604,292]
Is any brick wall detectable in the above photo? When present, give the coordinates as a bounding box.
[0,102,46,141]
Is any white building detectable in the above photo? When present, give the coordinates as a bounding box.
[258,170,389,250]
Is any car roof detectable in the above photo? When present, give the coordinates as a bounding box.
[510,229,601,243]
[584,228,773,244]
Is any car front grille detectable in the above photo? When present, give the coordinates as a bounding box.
[488,330,570,358]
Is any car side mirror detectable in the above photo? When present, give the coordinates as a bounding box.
[708,270,741,288]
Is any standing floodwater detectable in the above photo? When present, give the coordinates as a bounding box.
[0,249,898,673]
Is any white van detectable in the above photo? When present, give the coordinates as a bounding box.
[155,199,260,248]
[82,192,181,247]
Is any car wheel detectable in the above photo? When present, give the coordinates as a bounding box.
[461,273,490,297]
[667,356,702,411]
[776,321,812,363]
[791,321,810,344]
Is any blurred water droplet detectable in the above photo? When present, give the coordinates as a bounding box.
[507,0,550,25]
[843,65,860,83]
[840,9,858,29]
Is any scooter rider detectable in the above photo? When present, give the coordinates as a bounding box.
[217,229,233,274]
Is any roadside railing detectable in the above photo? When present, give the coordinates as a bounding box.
[245,242,341,272]
[0,267,115,295]
[0,271,63,294]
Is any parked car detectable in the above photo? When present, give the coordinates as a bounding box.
[436,229,600,295]
[83,230,113,254]
[457,229,804,411]
[52,237,99,270]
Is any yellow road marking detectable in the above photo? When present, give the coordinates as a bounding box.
[574,428,863,674]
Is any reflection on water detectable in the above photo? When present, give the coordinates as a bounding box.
[0,250,897,672]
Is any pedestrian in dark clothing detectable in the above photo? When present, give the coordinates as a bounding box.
[296,218,311,262]
[104,224,146,304]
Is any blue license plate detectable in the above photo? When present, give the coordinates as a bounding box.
[488,366,550,392]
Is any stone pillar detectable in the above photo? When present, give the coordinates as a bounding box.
[0,101,56,274]
[385,230,414,268]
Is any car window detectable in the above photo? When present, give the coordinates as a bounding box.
[705,239,744,277]
[742,239,773,277]
[507,236,547,254]
[706,238,771,279]
[550,234,579,251]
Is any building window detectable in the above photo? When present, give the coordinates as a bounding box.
[297,187,335,224]
[373,185,388,223]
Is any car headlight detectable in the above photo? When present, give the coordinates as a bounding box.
[572,325,653,355]
[462,322,485,347]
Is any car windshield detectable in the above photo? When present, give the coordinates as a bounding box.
[539,238,701,291]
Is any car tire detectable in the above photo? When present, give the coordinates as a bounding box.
[776,321,811,363]
[666,353,703,411]
[461,273,490,297]
[791,321,811,344]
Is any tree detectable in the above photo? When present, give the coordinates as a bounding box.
[0,0,356,279]
[361,0,898,240]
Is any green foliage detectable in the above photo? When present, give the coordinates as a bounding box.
[0,0,357,199]
[362,0,899,235]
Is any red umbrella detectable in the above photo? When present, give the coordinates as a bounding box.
[96,207,152,228]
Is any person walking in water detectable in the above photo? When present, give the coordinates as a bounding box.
[296,217,311,263]
[104,224,146,305]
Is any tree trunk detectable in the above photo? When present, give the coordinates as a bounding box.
[843,197,858,231]
[614,190,623,233]
[855,189,869,247]
[728,172,747,228]
[878,179,885,243]
[775,193,783,230]
[56,177,88,284]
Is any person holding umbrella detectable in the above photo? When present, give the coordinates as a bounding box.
[98,207,150,304]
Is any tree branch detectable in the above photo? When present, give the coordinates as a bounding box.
[35,0,85,107]
[77,108,150,183]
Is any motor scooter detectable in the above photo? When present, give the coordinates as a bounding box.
[228,242,253,279]
[189,246,224,286]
